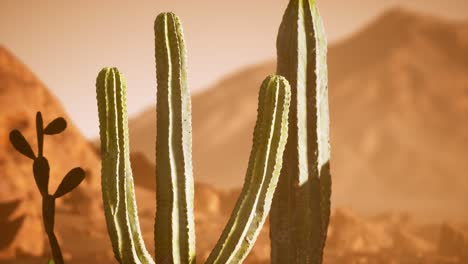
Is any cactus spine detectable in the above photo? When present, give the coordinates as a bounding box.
[154,13,196,264]
[206,76,290,264]
[97,12,291,264]
[270,0,332,263]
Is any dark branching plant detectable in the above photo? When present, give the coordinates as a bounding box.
[9,112,86,264]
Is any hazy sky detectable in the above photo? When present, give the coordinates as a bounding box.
[1,0,467,138]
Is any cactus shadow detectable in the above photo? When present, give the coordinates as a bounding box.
[0,199,25,250]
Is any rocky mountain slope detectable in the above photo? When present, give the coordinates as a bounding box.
[131,154,468,264]
[113,154,468,263]
[0,46,102,258]
[129,8,468,220]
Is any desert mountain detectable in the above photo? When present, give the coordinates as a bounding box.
[129,8,468,220]
[0,46,102,258]
[0,24,466,261]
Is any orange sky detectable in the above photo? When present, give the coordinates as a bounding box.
[1,0,467,138]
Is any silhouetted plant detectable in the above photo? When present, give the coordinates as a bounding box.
[9,112,85,264]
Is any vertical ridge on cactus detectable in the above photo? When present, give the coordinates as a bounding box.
[154,12,196,264]
[270,0,331,263]
[96,68,155,264]
[206,75,291,264]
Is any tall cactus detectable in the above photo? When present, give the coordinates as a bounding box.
[9,112,86,264]
[96,12,291,264]
[154,13,196,264]
[270,0,332,263]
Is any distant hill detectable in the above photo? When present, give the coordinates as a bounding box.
[129,8,468,220]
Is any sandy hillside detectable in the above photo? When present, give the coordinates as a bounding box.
[0,46,102,258]
[7,153,467,264]
[129,8,468,221]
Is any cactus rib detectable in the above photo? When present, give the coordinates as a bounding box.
[270,0,331,263]
[96,68,154,264]
[206,75,291,264]
[154,12,196,264]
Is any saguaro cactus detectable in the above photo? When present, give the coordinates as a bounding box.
[270,0,332,263]
[96,12,291,264]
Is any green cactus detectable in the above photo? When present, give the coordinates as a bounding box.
[96,12,291,264]
[270,0,332,263]
[9,112,86,264]
[154,13,196,264]
[97,68,154,264]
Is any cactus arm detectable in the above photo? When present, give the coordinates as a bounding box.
[154,13,196,264]
[205,75,291,264]
[97,68,123,262]
[96,69,121,263]
[96,68,154,264]
[270,0,331,263]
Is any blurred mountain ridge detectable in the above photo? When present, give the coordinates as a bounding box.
[129,7,468,220]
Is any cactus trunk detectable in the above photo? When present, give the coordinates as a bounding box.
[206,75,291,264]
[270,0,332,263]
[154,12,196,264]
